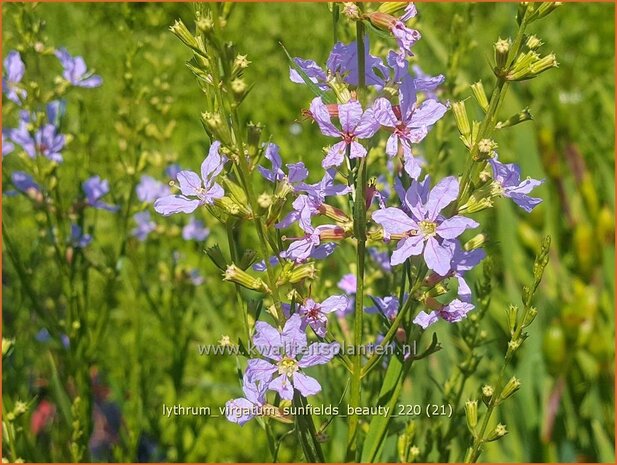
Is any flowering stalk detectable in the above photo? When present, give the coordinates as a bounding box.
[464,236,551,462]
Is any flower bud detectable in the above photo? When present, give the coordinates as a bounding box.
[289,263,316,284]
[500,377,521,401]
[464,400,478,432]
[463,234,487,251]
[494,38,510,69]
[319,203,351,224]
[201,112,232,146]
[525,35,543,50]
[246,121,263,158]
[528,53,558,76]
[224,264,270,293]
[477,138,497,157]
[506,51,540,80]
[170,19,199,49]
[495,108,533,129]
[481,385,494,405]
[470,81,489,112]
[486,423,508,442]
[258,193,272,209]
[341,2,361,20]
[506,304,519,335]
[365,12,397,31]
[238,249,258,271]
[204,244,229,271]
[231,78,247,96]
[522,306,538,327]
[451,101,471,144]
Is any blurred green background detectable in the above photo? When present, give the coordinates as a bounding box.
[2,2,614,462]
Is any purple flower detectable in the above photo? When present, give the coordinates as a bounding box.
[55,48,102,88]
[252,242,337,272]
[188,269,204,286]
[366,295,399,320]
[83,176,119,212]
[489,154,543,213]
[290,39,388,90]
[2,132,14,156]
[70,224,92,248]
[165,163,182,181]
[372,96,447,178]
[182,218,210,241]
[400,3,418,21]
[3,51,26,104]
[277,170,350,230]
[411,65,445,99]
[391,20,421,62]
[131,211,156,241]
[257,142,308,185]
[296,295,349,337]
[449,242,485,301]
[225,376,267,426]
[10,112,66,163]
[285,224,343,262]
[136,175,170,203]
[154,142,226,216]
[413,299,475,330]
[368,247,392,272]
[10,171,39,196]
[310,97,380,168]
[245,314,339,400]
[372,176,478,275]
[337,274,357,294]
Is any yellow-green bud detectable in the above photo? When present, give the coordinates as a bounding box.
[231,78,247,95]
[506,304,519,335]
[486,423,508,441]
[500,376,521,401]
[452,101,471,139]
[224,264,270,293]
[218,335,232,347]
[464,233,487,251]
[2,338,14,357]
[465,400,478,432]
[525,35,543,50]
[341,2,361,20]
[258,193,272,209]
[289,263,316,284]
[496,108,533,129]
[494,38,510,69]
[170,20,199,49]
[470,81,489,112]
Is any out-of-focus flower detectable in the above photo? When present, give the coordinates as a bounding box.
[366,295,399,320]
[136,175,171,203]
[182,217,210,241]
[70,224,93,248]
[55,48,102,88]
[131,211,156,241]
[2,131,15,156]
[83,176,119,212]
[3,51,26,104]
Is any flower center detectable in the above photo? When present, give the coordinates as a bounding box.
[277,357,298,376]
[305,305,321,320]
[419,220,437,237]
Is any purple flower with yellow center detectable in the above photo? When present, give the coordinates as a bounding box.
[55,48,102,88]
[372,176,478,275]
[246,314,339,400]
[154,141,226,216]
[309,97,379,168]
[489,154,543,213]
[136,175,170,203]
[70,224,92,248]
[296,295,349,337]
[131,211,156,241]
[372,96,447,178]
[3,51,26,104]
[182,217,210,241]
[258,142,308,185]
[83,176,119,212]
[225,375,267,426]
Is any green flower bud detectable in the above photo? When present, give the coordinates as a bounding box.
[289,263,316,284]
[506,304,519,335]
[463,233,487,251]
[470,81,489,112]
[494,38,510,70]
[452,101,471,139]
[525,35,543,50]
[224,264,270,293]
[522,306,538,327]
[495,108,533,129]
[486,423,508,442]
[500,376,521,401]
[528,53,558,76]
[169,19,199,49]
[465,400,478,432]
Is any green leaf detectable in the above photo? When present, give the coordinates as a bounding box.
[293,393,325,462]
[47,351,73,427]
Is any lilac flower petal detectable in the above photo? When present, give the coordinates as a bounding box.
[391,235,424,266]
[253,320,283,360]
[225,397,255,425]
[441,299,474,322]
[348,141,367,159]
[322,141,347,168]
[176,170,202,196]
[423,236,453,275]
[310,97,340,137]
[281,314,307,358]
[269,374,294,400]
[509,192,543,212]
[320,295,349,314]
[287,162,309,184]
[154,195,200,215]
[425,176,459,220]
[413,310,438,329]
[338,101,363,134]
[412,99,448,127]
[245,358,277,383]
[201,141,225,181]
[437,215,479,239]
[372,207,416,234]
[298,342,340,368]
[292,372,321,397]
